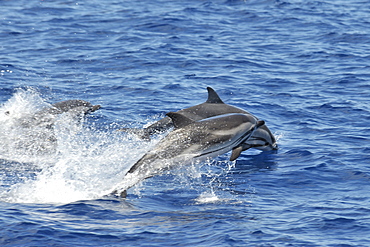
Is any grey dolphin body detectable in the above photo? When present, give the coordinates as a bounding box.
[19,100,101,128]
[28,100,100,127]
[4,99,100,154]
[113,112,265,197]
[122,87,277,151]
[49,100,101,115]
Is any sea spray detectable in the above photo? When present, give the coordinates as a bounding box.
[0,88,156,203]
[0,88,53,161]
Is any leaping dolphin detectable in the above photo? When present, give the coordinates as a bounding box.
[2,99,101,154]
[113,112,265,197]
[120,87,277,151]
[48,99,101,115]
[18,99,101,128]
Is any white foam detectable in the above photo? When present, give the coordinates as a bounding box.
[0,88,157,204]
[195,191,220,204]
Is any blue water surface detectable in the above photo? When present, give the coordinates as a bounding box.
[1,0,370,246]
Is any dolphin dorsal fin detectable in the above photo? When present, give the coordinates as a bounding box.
[166,112,195,129]
[206,87,224,104]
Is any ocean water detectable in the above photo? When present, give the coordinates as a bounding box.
[1,0,370,246]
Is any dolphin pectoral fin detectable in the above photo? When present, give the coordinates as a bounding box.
[206,87,224,104]
[230,146,243,161]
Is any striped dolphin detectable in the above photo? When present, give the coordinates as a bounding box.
[18,99,101,128]
[3,99,101,154]
[113,112,265,197]
[120,87,277,151]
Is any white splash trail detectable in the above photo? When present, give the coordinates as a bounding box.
[0,88,157,204]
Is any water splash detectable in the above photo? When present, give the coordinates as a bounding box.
[168,158,249,204]
[0,87,52,161]
[195,191,220,204]
[0,88,157,204]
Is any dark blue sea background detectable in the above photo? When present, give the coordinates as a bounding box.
[1,0,370,246]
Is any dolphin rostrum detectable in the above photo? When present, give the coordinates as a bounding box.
[113,112,265,197]
[120,87,277,151]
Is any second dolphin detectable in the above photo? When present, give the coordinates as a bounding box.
[113,112,265,197]
[120,87,277,151]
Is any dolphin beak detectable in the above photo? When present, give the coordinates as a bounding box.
[91,105,101,112]
[256,120,265,128]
